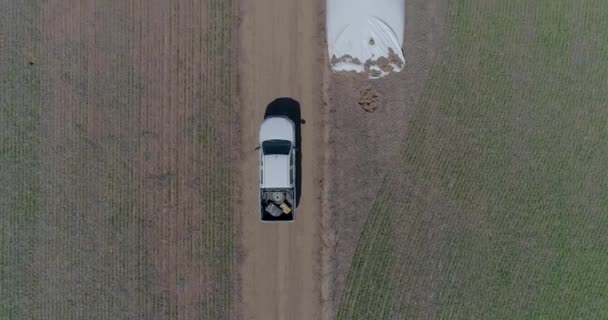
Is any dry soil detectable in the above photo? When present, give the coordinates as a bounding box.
[323,0,448,316]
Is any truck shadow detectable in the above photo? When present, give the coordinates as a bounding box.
[264,97,302,207]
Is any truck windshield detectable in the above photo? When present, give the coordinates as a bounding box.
[262,140,291,155]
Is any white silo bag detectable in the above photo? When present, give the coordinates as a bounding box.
[327,0,405,79]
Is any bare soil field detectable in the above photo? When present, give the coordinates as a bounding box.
[323,0,448,317]
[2,1,237,319]
[237,0,324,319]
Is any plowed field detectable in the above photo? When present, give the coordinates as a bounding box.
[1,1,238,319]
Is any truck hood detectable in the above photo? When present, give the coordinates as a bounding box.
[262,154,291,188]
[260,117,295,144]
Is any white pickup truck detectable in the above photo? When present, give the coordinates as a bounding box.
[259,116,297,222]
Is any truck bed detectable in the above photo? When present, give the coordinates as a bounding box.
[260,188,295,222]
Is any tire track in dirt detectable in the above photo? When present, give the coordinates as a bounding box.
[238,0,324,319]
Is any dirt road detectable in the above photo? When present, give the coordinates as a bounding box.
[238,0,323,319]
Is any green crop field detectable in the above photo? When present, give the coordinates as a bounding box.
[1,1,237,319]
[338,1,608,319]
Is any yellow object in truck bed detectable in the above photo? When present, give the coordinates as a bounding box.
[279,202,292,214]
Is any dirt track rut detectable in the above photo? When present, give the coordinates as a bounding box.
[238,0,323,319]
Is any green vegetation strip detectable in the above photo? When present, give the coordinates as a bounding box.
[0,1,41,319]
[338,0,608,319]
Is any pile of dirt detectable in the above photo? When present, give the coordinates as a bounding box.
[357,87,381,112]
